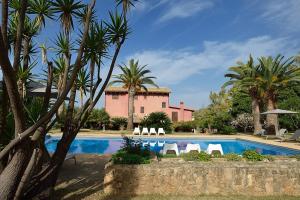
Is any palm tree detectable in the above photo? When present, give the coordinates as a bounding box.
[84,22,108,100]
[77,68,90,107]
[116,0,138,15]
[110,59,158,130]
[28,0,54,28]
[52,0,84,35]
[52,0,84,93]
[224,55,263,134]
[257,55,300,133]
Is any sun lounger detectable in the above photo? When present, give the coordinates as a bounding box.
[207,144,224,155]
[141,128,149,136]
[133,127,140,135]
[159,143,179,156]
[180,143,201,154]
[256,129,266,136]
[280,129,300,142]
[158,128,165,135]
[149,128,157,135]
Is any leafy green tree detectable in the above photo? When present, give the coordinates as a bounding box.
[140,112,172,133]
[86,108,110,129]
[110,59,158,130]
[230,87,252,117]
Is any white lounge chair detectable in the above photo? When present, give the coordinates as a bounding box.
[149,128,157,135]
[141,127,149,136]
[159,143,179,156]
[133,127,140,135]
[278,128,288,137]
[180,143,201,154]
[158,128,165,135]
[150,141,157,147]
[207,144,224,155]
[280,129,300,142]
[158,141,165,147]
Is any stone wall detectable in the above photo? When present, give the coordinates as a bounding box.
[103,159,300,196]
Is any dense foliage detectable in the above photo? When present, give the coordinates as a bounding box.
[111,117,128,130]
[86,108,110,129]
[181,151,211,161]
[140,112,172,133]
[242,150,265,161]
[173,121,196,132]
[112,137,151,164]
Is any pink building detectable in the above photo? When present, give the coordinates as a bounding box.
[104,87,194,123]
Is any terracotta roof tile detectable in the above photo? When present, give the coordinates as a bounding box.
[105,86,171,94]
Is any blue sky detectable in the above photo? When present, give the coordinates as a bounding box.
[1,0,300,109]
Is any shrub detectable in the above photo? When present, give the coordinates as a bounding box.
[86,108,110,129]
[112,150,150,164]
[224,153,242,161]
[181,151,211,161]
[173,121,196,132]
[111,117,127,130]
[218,125,237,134]
[111,137,151,164]
[198,151,211,161]
[140,112,172,133]
[181,151,199,161]
[211,150,223,158]
[242,150,264,161]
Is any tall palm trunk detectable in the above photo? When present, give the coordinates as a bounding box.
[251,97,262,134]
[127,87,135,130]
[266,96,278,135]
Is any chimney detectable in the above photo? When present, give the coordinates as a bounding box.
[180,101,184,108]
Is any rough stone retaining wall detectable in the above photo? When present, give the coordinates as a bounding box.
[103,159,300,196]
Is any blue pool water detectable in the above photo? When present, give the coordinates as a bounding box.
[45,137,300,156]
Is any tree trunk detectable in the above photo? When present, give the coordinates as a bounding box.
[266,97,278,135]
[0,78,8,143]
[127,87,135,130]
[251,97,262,134]
[0,139,32,199]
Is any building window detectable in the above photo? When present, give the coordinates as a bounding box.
[144,95,147,99]
[162,102,166,108]
[140,106,144,113]
[172,112,178,122]
[112,94,119,99]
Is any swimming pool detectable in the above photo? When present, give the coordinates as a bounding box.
[45,137,300,156]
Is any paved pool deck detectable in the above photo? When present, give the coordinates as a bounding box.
[49,129,300,151]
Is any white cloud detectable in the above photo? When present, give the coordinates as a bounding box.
[127,36,297,85]
[260,0,300,33]
[158,0,214,23]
